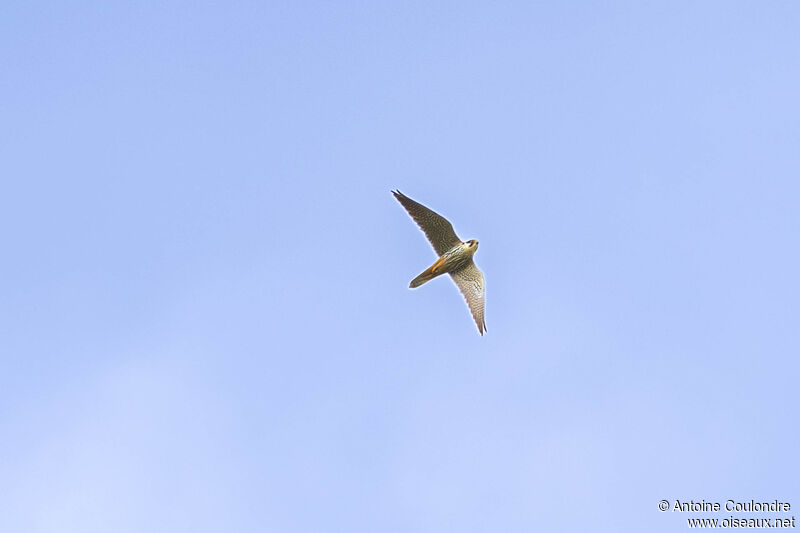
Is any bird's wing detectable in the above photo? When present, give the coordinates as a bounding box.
[392,190,461,256]
[450,261,487,335]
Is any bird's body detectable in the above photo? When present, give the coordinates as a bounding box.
[392,190,487,335]
[409,240,477,288]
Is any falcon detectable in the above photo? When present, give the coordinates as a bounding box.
[392,190,487,335]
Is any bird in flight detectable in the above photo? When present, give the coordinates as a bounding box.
[392,190,487,335]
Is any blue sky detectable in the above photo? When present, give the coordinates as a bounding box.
[2,2,798,531]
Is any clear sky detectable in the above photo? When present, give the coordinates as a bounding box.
[2,2,798,532]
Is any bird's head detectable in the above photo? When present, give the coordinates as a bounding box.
[466,239,479,252]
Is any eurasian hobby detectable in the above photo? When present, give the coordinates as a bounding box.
[392,190,487,335]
